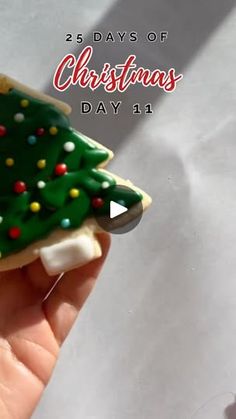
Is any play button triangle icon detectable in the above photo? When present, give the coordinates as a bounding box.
[94,185,143,234]
[110,200,128,219]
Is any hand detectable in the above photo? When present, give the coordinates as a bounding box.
[0,233,110,419]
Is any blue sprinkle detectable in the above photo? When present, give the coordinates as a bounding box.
[60,218,71,229]
[27,135,37,145]
[118,200,126,206]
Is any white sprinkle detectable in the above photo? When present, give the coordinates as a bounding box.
[14,113,25,123]
[0,216,3,224]
[64,141,75,152]
[101,181,110,189]
[37,180,46,189]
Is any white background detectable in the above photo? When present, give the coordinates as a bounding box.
[1,0,236,418]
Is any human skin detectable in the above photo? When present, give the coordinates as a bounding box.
[0,233,110,419]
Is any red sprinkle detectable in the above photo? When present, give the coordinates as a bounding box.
[8,226,21,239]
[36,127,45,136]
[13,181,27,194]
[92,197,104,208]
[0,125,7,137]
[54,163,67,176]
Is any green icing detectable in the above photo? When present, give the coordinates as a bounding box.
[0,88,142,257]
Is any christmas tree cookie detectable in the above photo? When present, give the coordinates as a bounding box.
[0,74,151,275]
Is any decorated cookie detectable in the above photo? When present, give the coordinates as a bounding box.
[0,74,151,275]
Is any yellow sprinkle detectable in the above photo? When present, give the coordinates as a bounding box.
[69,188,80,198]
[37,159,46,169]
[49,126,58,135]
[30,202,41,213]
[20,99,29,108]
[5,158,14,167]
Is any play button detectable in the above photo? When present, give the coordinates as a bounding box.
[110,201,128,219]
[93,184,143,234]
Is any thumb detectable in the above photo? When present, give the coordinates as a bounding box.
[42,233,111,346]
